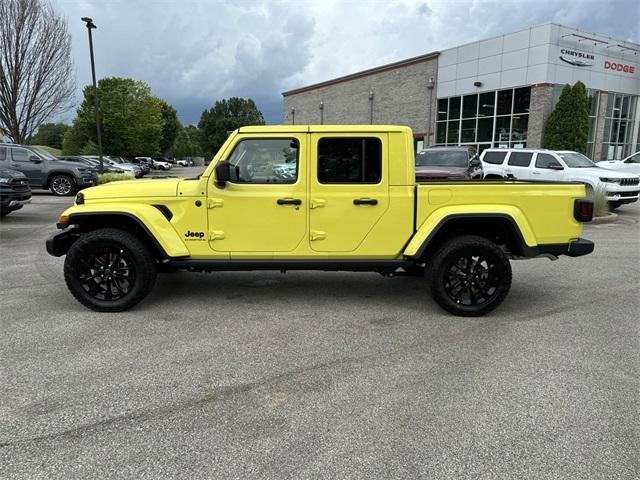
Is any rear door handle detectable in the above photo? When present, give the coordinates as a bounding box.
[353,198,378,205]
[277,198,302,205]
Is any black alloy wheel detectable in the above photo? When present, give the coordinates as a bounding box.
[64,228,157,311]
[429,235,511,316]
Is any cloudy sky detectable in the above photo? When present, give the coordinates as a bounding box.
[52,0,639,125]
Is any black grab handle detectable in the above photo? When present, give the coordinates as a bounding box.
[277,198,302,205]
[353,198,378,205]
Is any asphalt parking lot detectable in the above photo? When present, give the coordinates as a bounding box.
[1,172,638,479]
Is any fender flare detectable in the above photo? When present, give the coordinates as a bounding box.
[403,207,538,259]
[62,204,190,258]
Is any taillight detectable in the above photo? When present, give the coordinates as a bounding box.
[574,199,593,222]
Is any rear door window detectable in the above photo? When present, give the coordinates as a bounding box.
[482,151,507,165]
[318,137,382,184]
[507,152,533,167]
[10,147,30,162]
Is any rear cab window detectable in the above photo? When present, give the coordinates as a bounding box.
[318,137,382,184]
[507,152,533,167]
[482,151,507,165]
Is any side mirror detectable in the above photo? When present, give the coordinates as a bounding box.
[29,155,42,163]
[469,157,481,167]
[549,164,564,170]
[215,160,231,186]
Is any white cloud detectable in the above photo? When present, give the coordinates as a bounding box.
[52,0,639,124]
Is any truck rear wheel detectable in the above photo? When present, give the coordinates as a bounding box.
[428,235,511,317]
[64,228,157,312]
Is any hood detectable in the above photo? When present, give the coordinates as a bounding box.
[415,166,469,178]
[570,167,638,179]
[82,177,182,199]
[0,167,26,178]
[51,159,88,169]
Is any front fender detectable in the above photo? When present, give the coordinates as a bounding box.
[403,204,536,258]
[60,203,190,258]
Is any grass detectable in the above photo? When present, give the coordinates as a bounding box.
[97,172,131,184]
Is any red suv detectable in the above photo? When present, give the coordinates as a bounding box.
[415,146,482,180]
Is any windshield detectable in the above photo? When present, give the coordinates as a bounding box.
[416,150,467,167]
[557,152,596,168]
[30,146,58,161]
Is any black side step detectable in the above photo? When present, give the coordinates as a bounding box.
[168,259,414,273]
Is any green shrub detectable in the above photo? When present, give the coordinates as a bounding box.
[587,186,609,217]
[97,173,131,185]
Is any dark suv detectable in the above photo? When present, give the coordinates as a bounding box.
[415,146,482,180]
[0,167,32,216]
[0,144,98,196]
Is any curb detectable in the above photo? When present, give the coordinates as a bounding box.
[590,212,618,224]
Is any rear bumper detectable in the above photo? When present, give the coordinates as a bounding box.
[537,238,595,258]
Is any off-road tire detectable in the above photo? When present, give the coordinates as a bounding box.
[428,235,511,317]
[50,174,77,196]
[64,228,157,312]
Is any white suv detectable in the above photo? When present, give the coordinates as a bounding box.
[480,148,640,209]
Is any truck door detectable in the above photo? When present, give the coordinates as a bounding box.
[308,133,389,252]
[207,134,307,254]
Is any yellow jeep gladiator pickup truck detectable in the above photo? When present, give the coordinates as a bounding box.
[47,125,594,316]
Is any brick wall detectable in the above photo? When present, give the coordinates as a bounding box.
[282,58,438,141]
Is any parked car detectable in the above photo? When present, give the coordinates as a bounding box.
[176,159,189,167]
[47,125,594,316]
[481,148,640,209]
[598,151,640,176]
[0,167,31,216]
[127,157,151,175]
[415,146,482,180]
[98,157,143,178]
[0,144,97,196]
[83,156,141,178]
[151,158,172,170]
[59,156,115,174]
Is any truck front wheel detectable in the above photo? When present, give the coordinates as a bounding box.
[64,228,157,312]
[428,235,511,317]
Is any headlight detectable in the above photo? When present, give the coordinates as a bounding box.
[599,177,620,184]
[0,177,11,183]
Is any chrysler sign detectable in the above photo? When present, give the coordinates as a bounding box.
[559,48,594,67]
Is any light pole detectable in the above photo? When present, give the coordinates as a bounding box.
[81,17,104,173]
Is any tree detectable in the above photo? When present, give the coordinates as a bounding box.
[172,126,202,158]
[543,81,590,154]
[29,122,69,149]
[198,97,264,158]
[159,101,181,155]
[0,0,75,143]
[63,77,164,156]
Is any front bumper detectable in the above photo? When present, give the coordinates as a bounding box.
[538,238,595,258]
[1,191,32,210]
[46,226,79,257]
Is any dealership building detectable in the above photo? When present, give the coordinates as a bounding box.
[282,23,639,161]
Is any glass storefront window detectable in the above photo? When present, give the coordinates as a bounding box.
[602,93,638,160]
[479,92,495,117]
[513,87,530,114]
[437,98,448,121]
[449,97,460,120]
[462,94,477,118]
[461,119,476,142]
[477,117,492,142]
[494,116,510,144]
[497,89,512,116]
[434,87,531,152]
[447,120,459,144]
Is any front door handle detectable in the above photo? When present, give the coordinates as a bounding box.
[277,198,302,205]
[353,198,378,206]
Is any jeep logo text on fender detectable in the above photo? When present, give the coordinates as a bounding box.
[185,230,205,239]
